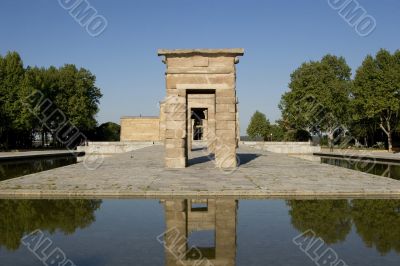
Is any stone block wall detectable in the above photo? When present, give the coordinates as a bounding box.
[163,94,188,168]
[120,117,161,141]
[159,49,244,169]
[161,199,237,266]
[215,88,238,168]
[241,141,322,154]
[77,141,160,154]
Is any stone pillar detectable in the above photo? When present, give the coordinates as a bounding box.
[163,200,187,266]
[188,118,193,151]
[215,200,237,265]
[159,101,166,142]
[164,94,187,168]
[207,107,216,154]
[236,97,240,148]
[215,87,238,168]
[203,110,208,143]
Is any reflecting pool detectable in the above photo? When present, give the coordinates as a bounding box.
[320,157,400,180]
[0,156,77,181]
[0,199,399,265]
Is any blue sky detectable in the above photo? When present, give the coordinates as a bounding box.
[1,0,399,134]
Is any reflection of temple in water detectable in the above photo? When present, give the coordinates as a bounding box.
[160,199,237,266]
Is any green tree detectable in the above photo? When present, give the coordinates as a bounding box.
[280,55,351,147]
[284,129,311,141]
[270,123,285,141]
[0,52,27,148]
[351,49,400,151]
[93,122,121,141]
[246,111,271,140]
[55,64,102,132]
[0,51,103,149]
[348,116,379,147]
[0,55,5,147]
[287,200,352,244]
[351,200,400,255]
[0,199,102,250]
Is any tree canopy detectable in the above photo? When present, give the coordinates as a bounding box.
[91,122,121,141]
[0,51,102,149]
[246,111,271,141]
[351,199,400,255]
[351,49,400,151]
[287,199,400,255]
[0,199,101,250]
[279,55,351,145]
[271,49,400,150]
[287,200,352,244]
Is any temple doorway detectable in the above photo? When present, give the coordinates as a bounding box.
[191,108,207,141]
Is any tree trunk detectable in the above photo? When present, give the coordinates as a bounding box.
[379,118,393,152]
[41,130,45,147]
[328,132,334,152]
[388,132,393,152]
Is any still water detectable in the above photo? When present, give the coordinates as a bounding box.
[0,199,399,266]
[321,157,400,180]
[0,156,77,181]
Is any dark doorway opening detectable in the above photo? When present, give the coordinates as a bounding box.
[191,108,207,141]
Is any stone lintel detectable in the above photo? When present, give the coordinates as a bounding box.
[158,48,244,57]
[167,67,234,74]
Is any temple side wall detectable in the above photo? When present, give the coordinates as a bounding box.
[120,117,161,141]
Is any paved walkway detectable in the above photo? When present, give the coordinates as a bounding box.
[1,145,400,199]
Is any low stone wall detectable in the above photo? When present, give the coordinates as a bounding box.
[77,141,162,155]
[240,141,321,154]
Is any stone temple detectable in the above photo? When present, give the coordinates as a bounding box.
[120,49,244,168]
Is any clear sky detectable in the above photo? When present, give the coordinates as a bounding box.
[1,0,399,134]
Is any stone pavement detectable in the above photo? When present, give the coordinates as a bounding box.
[1,145,400,199]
